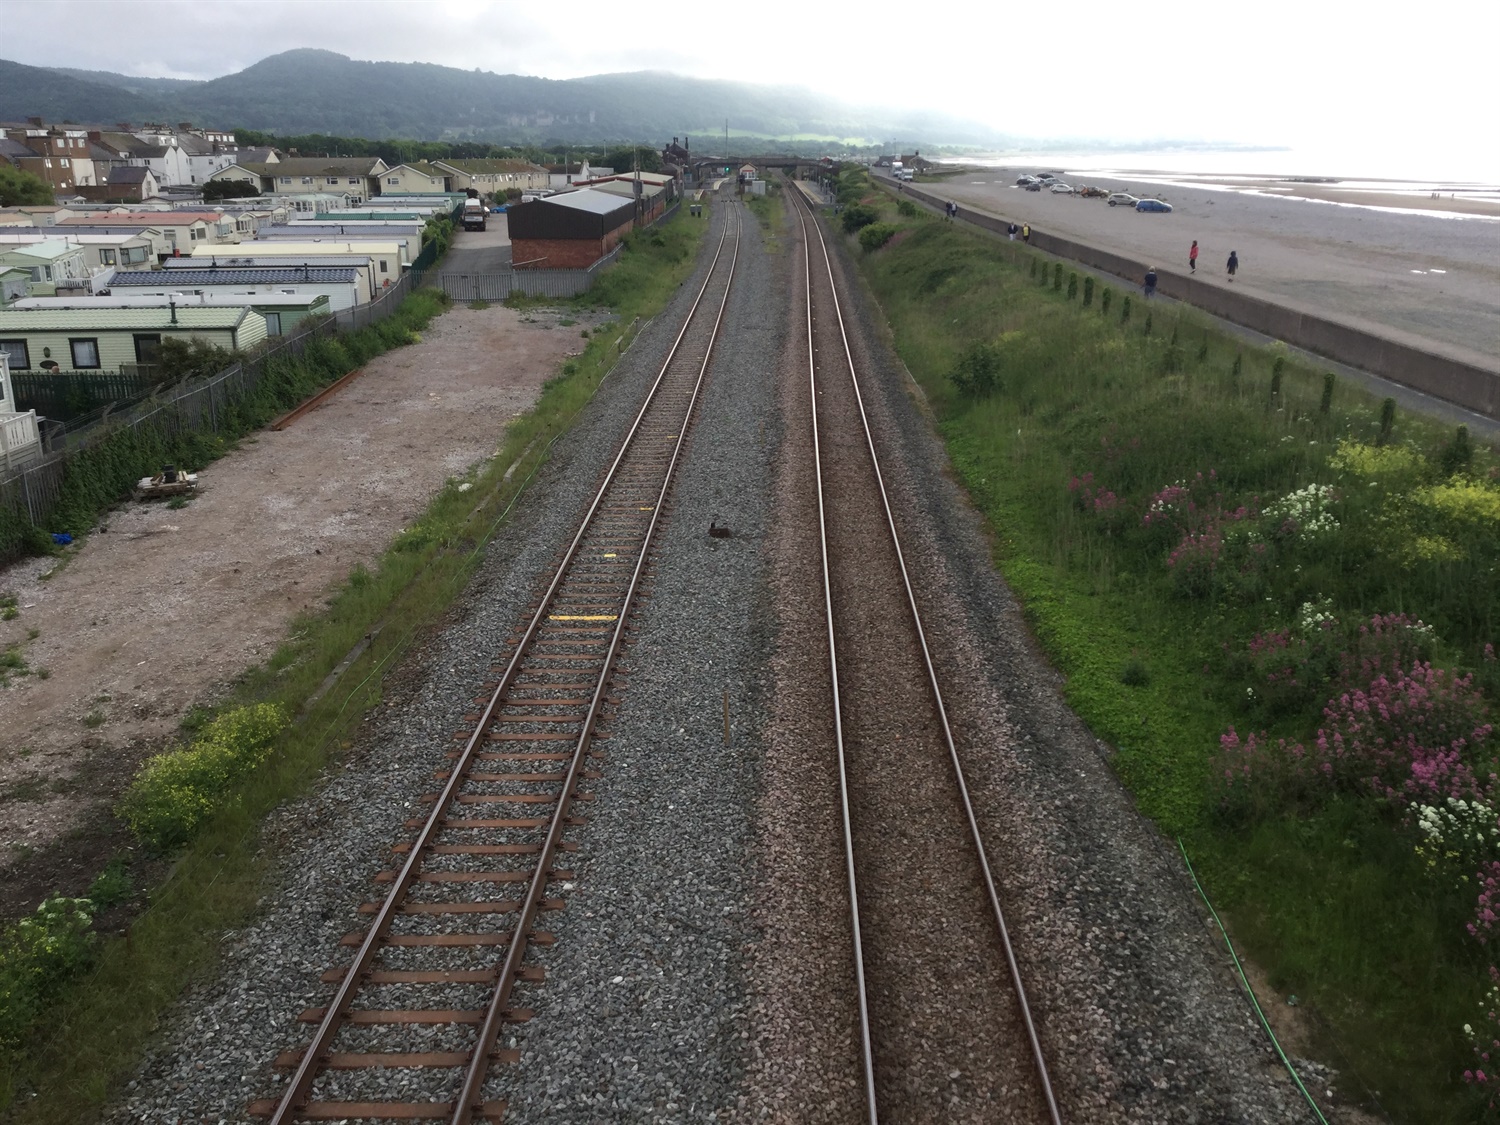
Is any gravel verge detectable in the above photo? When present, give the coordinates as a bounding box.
[103,195,778,1124]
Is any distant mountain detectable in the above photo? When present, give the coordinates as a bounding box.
[0,50,1004,148]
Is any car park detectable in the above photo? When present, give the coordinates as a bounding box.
[1135,198,1173,213]
[1106,193,1139,207]
[1049,183,1074,194]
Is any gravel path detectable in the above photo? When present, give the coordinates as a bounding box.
[104,192,781,1124]
[740,189,1324,1123]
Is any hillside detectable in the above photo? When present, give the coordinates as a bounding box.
[0,50,1004,147]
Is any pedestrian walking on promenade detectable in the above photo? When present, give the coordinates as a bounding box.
[1143,267,1158,299]
[1022,223,1031,243]
[1227,250,1239,281]
[1189,240,1199,273]
[1007,222,1018,240]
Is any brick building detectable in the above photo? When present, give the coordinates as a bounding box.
[507,189,636,269]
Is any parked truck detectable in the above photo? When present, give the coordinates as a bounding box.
[462,195,487,232]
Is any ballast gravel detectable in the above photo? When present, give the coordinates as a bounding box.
[740,198,1324,1123]
[104,196,778,1124]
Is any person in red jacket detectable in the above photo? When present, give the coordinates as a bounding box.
[1189,240,1199,273]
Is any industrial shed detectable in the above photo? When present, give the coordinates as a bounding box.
[507,189,636,269]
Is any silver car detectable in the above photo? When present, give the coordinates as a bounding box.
[1107,192,1139,207]
[1049,183,1074,194]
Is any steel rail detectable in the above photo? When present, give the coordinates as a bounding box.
[269,206,740,1125]
[797,194,880,1124]
[793,185,1064,1124]
[449,204,742,1123]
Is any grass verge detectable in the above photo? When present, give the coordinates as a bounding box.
[0,206,708,1120]
[839,166,1492,1123]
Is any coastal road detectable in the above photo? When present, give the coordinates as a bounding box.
[928,170,1500,371]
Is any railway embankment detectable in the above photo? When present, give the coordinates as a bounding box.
[830,163,1492,1123]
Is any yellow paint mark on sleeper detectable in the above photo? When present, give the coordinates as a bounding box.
[639,506,654,511]
[602,552,617,558]
[549,614,620,622]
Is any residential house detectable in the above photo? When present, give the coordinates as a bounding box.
[58,211,234,255]
[192,240,402,288]
[257,223,423,265]
[237,146,280,165]
[431,158,551,197]
[0,353,42,470]
[379,163,453,194]
[209,158,389,202]
[133,124,240,185]
[0,240,89,293]
[80,166,161,202]
[0,123,96,190]
[165,254,379,303]
[0,305,268,374]
[103,264,362,313]
[12,292,329,337]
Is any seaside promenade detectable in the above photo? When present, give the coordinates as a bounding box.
[934,172,1500,375]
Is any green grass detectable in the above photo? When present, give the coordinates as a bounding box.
[842,170,1495,1123]
[0,208,709,1121]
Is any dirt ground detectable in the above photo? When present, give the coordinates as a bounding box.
[0,299,600,919]
[937,170,1500,370]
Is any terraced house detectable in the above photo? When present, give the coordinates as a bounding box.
[207,157,389,203]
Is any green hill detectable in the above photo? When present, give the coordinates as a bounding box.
[0,50,1005,148]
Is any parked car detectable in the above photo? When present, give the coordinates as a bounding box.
[1016,175,1037,186]
[1036,173,1057,184]
[1024,181,1043,191]
[1106,193,1139,207]
[1049,183,1074,194]
[1078,186,1109,198]
[1135,198,1173,213]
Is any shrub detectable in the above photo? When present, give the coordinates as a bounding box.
[858,222,898,252]
[1083,276,1094,307]
[1100,287,1112,315]
[1222,658,1494,807]
[117,703,289,852]
[896,199,919,218]
[1378,398,1397,446]
[949,341,1003,398]
[841,204,878,234]
[1052,262,1063,291]
[0,896,95,1049]
[1121,294,1132,323]
[1320,372,1336,414]
[1067,272,1079,300]
[1442,424,1475,477]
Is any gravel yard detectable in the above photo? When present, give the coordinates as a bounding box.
[0,299,597,921]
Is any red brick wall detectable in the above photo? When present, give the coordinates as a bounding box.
[511,236,606,269]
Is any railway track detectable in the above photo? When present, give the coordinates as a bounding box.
[251,201,743,1124]
[790,183,1063,1123]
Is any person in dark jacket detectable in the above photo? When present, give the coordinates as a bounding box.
[1143,267,1158,298]
[1227,250,1239,281]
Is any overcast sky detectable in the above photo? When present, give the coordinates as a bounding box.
[8,0,1500,178]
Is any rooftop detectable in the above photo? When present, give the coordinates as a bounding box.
[14,293,326,310]
[0,306,252,331]
[109,267,357,286]
[537,189,637,218]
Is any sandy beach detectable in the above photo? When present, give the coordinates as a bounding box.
[933,168,1500,371]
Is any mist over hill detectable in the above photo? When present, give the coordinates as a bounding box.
[0,49,1006,149]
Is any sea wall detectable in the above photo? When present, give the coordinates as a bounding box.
[892,181,1500,419]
